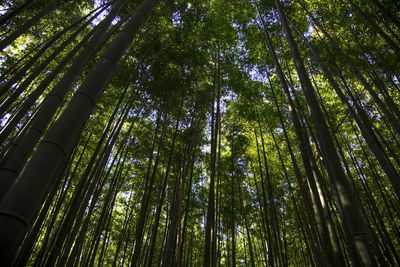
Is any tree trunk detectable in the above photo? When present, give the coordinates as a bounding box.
[0,0,61,50]
[275,0,373,265]
[290,20,400,199]
[0,0,157,263]
[0,0,128,201]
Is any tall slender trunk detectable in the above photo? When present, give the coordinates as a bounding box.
[0,0,61,50]
[290,20,400,199]
[256,8,331,264]
[204,60,219,267]
[131,107,164,266]
[0,28,92,143]
[0,9,100,118]
[212,59,220,267]
[0,0,129,201]
[0,0,39,26]
[253,129,273,266]
[147,108,181,267]
[344,0,400,54]
[296,0,400,136]
[237,179,255,267]
[275,1,373,265]
[250,164,270,265]
[0,12,99,145]
[0,7,95,99]
[230,127,236,267]
[255,106,281,266]
[0,0,157,263]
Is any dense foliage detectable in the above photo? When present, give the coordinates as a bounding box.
[0,0,399,266]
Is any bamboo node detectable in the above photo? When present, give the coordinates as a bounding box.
[0,167,19,175]
[0,211,29,230]
[75,90,96,107]
[101,54,118,69]
[29,126,44,136]
[41,139,67,157]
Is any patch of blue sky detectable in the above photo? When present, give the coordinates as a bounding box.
[0,113,10,127]
[393,75,400,85]
[0,5,7,15]
[92,0,119,26]
[304,23,314,38]
[172,10,182,26]
[249,66,269,84]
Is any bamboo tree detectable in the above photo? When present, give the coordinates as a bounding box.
[131,106,164,266]
[0,0,157,262]
[256,7,339,264]
[0,1,129,200]
[204,59,219,267]
[275,0,373,265]
[296,0,400,137]
[0,0,61,50]
[230,126,236,267]
[237,178,255,267]
[0,0,39,26]
[0,24,94,145]
[344,0,400,54]
[290,20,400,199]
[0,7,98,99]
[255,105,282,266]
[147,104,182,267]
[0,0,398,265]
[0,8,99,119]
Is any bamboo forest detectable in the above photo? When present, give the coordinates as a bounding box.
[1,0,400,266]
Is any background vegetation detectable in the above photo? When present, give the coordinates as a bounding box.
[0,0,399,266]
